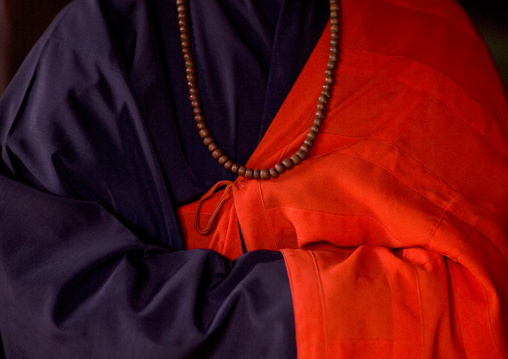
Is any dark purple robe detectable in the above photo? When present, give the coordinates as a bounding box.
[0,0,328,357]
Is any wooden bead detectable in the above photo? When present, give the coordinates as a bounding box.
[218,155,228,165]
[307,131,317,141]
[297,150,307,160]
[282,158,294,169]
[269,168,279,178]
[274,163,286,174]
[224,161,233,170]
[180,0,340,180]
[212,149,223,160]
[198,129,210,138]
[300,144,310,153]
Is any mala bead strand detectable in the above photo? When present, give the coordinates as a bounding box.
[177,0,341,180]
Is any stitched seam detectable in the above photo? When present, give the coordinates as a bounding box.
[344,149,508,266]
[257,181,279,250]
[424,210,447,248]
[219,209,231,255]
[346,48,503,128]
[268,144,508,267]
[340,144,504,235]
[412,264,425,359]
[280,250,298,356]
[343,49,507,159]
[395,143,505,226]
[265,207,405,247]
[458,259,502,357]
[309,251,328,359]
[444,260,465,353]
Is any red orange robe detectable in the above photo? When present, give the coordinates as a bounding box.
[179,0,508,357]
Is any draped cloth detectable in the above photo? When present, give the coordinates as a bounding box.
[0,0,507,357]
[0,0,330,357]
[179,0,508,357]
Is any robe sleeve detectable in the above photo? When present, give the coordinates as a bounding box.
[0,3,296,358]
[261,0,508,357]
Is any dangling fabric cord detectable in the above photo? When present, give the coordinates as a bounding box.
[195,180,234,235]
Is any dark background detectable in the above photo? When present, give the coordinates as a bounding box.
[0,0,73,94]
[459,0,508,87]
[0,0,507,96]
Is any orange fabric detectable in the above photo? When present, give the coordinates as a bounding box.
[178,0,508,357]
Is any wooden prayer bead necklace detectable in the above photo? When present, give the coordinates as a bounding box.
[176,0,340,180]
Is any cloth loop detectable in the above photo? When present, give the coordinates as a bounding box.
[194,180,234,235]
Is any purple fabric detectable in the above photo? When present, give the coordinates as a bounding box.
[0,0,328,357]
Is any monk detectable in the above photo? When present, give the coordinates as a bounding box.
[0,0,507,357]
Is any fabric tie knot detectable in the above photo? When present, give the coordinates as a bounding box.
[194,180,235,235]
